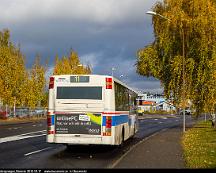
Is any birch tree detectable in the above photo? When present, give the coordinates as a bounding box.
[136,0,216,116]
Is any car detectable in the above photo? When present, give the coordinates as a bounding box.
[35,109,44,114]
[179,109,191,115]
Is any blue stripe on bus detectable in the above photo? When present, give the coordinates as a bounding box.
[102,115,129,126]
[128,116,132,126]
[51,115,55,125]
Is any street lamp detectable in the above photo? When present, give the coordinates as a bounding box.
[77,64,84,74]
[146,11,170,20]
[119,74,126,82]
[111,67,116,77]
[146,10,186,132]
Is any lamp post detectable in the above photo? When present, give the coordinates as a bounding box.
[111,67,116,77]
[14,97,16,117]
[146,10,186,132]
[182,24,186,132]
[77,64,83,74]
[119,74,126,82]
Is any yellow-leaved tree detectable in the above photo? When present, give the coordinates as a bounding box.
[53,50,92,75]
[136,0,216,116]
[0,29,27,107]
[24,55,46,108]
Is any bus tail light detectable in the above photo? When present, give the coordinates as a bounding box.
[106,77,112,89]
[106,116,112,128]
[48,131,55,134]
[47,112,55,135]
[103,116,112,136]
[47,115,52,126]
[49,77,55,89]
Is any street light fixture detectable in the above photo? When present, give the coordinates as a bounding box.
[146,11,170,20]
[146,10,186,132]
[146,10,157,16]
[111,67,116,77]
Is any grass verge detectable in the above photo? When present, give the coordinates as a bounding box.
[182,120,216,168]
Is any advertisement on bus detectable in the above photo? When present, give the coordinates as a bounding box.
[55,113,101,135]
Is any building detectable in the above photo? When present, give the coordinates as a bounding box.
[137,100,156,113]
[156,101,176,112]
[136,93,176,113]
[137,93,165,104]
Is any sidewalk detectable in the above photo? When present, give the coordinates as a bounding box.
[113,127,185,168]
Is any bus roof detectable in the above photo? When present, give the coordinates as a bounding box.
[51,74,138,94]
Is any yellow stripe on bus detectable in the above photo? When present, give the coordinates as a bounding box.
[86,113,101,125]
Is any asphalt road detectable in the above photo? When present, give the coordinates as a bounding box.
[0,114,194,169]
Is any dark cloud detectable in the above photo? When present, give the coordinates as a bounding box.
[0,0,162,93]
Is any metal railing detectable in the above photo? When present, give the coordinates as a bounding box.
[0,106,47,119]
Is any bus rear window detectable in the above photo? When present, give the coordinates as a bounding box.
[57,87,102,100]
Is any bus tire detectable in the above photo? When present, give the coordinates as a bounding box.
[134,124,136,135]
[65,144,72,150]
[120,127,124,147]
[132,123,136,138]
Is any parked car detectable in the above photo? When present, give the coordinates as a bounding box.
[179,109,191,115]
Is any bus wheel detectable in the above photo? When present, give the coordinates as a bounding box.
[65,144,72,150]
[119,128,124,147]
[134,124,136,135]
[132,124,136,138]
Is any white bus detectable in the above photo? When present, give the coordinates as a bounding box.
[47,74,138,146]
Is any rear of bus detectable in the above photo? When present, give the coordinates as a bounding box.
[46,75,116,145]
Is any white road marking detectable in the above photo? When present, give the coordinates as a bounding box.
[32,125,36,127]
[8,127,22,130]
[24,147,52,156]
[0,130,46,144]
[162,117,167,119]
[154,119,158,121]
[16,130,46,136]
[158,122,163,124]
[13,127,21,130]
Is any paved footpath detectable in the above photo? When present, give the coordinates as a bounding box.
[113,126,185,168]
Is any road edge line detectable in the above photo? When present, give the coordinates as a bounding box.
[24,147,52,156]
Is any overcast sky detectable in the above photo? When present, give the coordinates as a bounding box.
[0,0,163,93]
